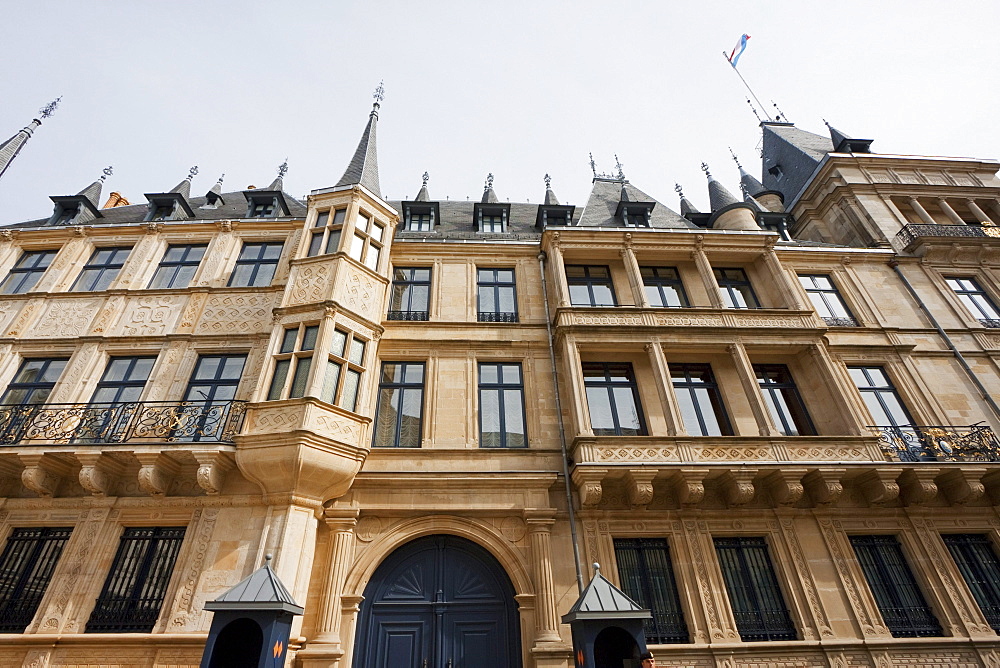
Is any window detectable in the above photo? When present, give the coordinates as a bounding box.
[477,268,517,322]
[754,364,815,436]
[481,214,504,233]
[348,212,384,271]
[248,197,276,218]
[848,366,914,428]
[641,267,688,308]
[714,536,796,641]
[91,357,156,404]
[850,535,942,638]
[479,363,526,448]
[267,324,319,400]
[798,274,857,326]
[946,277,1000,327]
[408,212,432,232]
[943,534,1000,632]
[322,329,366,411]
[614,538,688,643]
[149,203,174,221]
[228,242,283,288]
[148,244,207,289]
[181,354,246,441]
[1,358,68,405]
[373,362,424,448]
[582,362,646,436]
[714,268,760,308]
[0,527,73,632]
[670,363,732,436]
[0,250,58,294]
[623,209,649,227]
[388,267,430,321]
[86,526,186,633]
[71,247,131,292]
[53,205,78,225]
[307,209,346,257]
[566,265,616,307]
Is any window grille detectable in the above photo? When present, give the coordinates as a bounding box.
[0,527,72,632]
[798,274,857,326]
[942,534,1000,632]
[945,277,1000,327]
[614,538,688,643]
[714,536,796,641]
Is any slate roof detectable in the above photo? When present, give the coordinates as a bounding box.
[705,170,739,212]
[205,558,303,614]
[761,122,834,205]
[561,565,650,622]
[575,179,696,229]
[392,199,564,241]
[335,107,381,197]
[0,119,40,181]
[738,165,766,198]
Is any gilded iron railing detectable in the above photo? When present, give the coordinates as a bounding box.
[873,423,1000,462]
[895,223,1000,248]
[0,400,246,445]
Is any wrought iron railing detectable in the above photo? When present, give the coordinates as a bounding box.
[895,223,1000,248]
[387,310,429,321]
[0,400,246,445]
[823,315,858,327]
[478,311,518,323]
[980,318,1000,329]
[873,423,1000,462]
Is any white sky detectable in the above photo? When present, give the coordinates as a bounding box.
[1,0,998,225]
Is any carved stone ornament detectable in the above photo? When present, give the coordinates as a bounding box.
[624,469,656,507]
[859,468,902,506]
[765,468,806,506]
[572,468,608,507]
[673,469,708,507]
[191,451,234,495]
[721,469,757,507]
[938,468,986,505]
[135,453,179,496]
[19,457,65,497]
[76,453,124,497]
[803,468,845,506]
[900,467,940,506]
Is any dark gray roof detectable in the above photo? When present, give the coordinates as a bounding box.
[78,178,104,209]
[561,566,650,623]
[334,108,381,197]
[705,170,739,212]
[0,120,40,181]
[481,184,499,204]
[415,183,430,202]
[825,122,874,154]
[576,179,696,229]
[738,165,766,198]
[169,177,192,199]
[393,199,564,240]
[761,122,834,204]
[543,185,559,206]
[205,558,303,614]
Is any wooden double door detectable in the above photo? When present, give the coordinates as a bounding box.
[354,535,522,668]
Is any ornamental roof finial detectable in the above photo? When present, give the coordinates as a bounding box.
[701,162,712,178]
[614,154,625,181]
[187,165,199,181]
[589,152,597,179]
[277,159,288,178]
[544,173,552,189]
[729,148,742,169]
[485,172,494,191]
[373,80,385,108]
[674,182,684,197]
[422,171,429,186]
[39,97,61,119]
[217,173,225,185]
[100,165,113,182]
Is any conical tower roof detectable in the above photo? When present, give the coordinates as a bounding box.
[205,174,225,204]
[543,174,559,205]
[702,163,739,212]
[77,176,105,210]
[168,166,199,200]
[824,119,874,154]
[481,173,499,203]
[415,172,430,201]
[731,151,766,198]
[334,84,383,197]
[0,98,59,182]
[675,183,699,216]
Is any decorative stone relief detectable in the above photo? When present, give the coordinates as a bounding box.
[136,453,180,497]
[313,414,360,442]
[89,295,124,334]
[817,518,885,636]
[191,452,234,495]
[355,516,382,542]
[287,262,332,305]
[195,293,274,335]
[40,508,110,632]
[169,508,217,631]
[778,518,833,638]
[673,470,708,507]
[120,295,179,336]
[5,299,37,336]
[339,267,379,320]
[31,298,101,338]
[500,516,527,543]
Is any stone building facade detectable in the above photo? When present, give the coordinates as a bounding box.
[2,99,1000,668]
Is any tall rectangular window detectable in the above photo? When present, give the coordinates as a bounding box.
[0,527,73,632]
[1,358,68,405]
[848,366,914,428]
[181,354,246,442]
[228,242,283,287]
[0,250,58,294]
[90,357,156,404]
[943,534,1000,632]
[348,212,384,271]
[850,535,942,638]
[373,362,424,448]
[714,536,796,641]
[307,209,346,257]
[477,268,517,322]
[714,268,760,308]
[798,274,857,326]
[478,363,526,448]
[641,266,688,308]
[566,265,616,307]
[670,363,732,436]
[148,244,207,289]
[71,247,132,292]
[267,324,319,400]
[388,267,431,321]
[614,538,688,643]
[946,277,1000,327]
[582,362,646,436]
[322,329,366,412]
[86,527,186,633]
[753,364,815,436]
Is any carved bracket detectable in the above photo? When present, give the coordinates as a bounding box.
[803,468,846,506]
[571,468,608,507]
[135,452,180,497]
[858,468,902,506]
[672,469,708,507]
[720,469,757,508]
[624,469,657,507]
[191,450,235,495]
[937,468,985,505]
[18,454,70,497]
[899,467,941,506]
[764,468,807,506]
[75,453,126,497]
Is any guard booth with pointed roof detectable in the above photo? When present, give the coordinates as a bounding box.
[562,563,651,668]
[200,555,303,668]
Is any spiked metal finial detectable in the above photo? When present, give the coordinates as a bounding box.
[675,183,684,197]
[822,118,832,130]
[729,148,742,168]
[187,165,199,181]
[422,171,429,186]
[373,80,385,107]
[39,97,62,119]
[772,101,788,123]
[485,173,494,191]
[701,162,712,178]
[100,166,113,182]
[614,154,625,181]
[277,160,288,178]
[544,173,552,189]
[217,173,225,185]
[589,153,597,178]
[747,98,763,123]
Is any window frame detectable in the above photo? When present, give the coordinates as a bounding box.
[248,196,277,218]
[942,533,1000,632]
[753,364,816,436]
[267,323,320,401]
[227,241,284,288]
[372,362,425,448]
[478,362,527,448]
[89,356,157,405]
[71,246,132,292]
[347,210,384,272]
[477,267,518,322]
[307,208,347,257]
[322,328,367,412]
[640,266,688,308]
[582,362,647,436]
[1,358,69,405]
[848,365,915,429]
[388,267,431,321]
[0,249,58,295]
[147,244,207,289]
[713,267,761,309]
[0,526,74,633]
[798,274,858,326]
[613,537,689,644]
[713,536,797,642]
[945,276,1000,327]
[566,265,617,307]
[669,363,733,436]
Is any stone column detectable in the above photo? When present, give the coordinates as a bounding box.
[762,248,807,309]
[966,198,993,225]
[646,340,685,435]
[692,246,724,308]
[547,234,570,307]
[728,340,779,436]
[560,334,592,437]
[937,198,966,225]
[524,510,561,643]
[907,197,937,225]
[620,240,649,307]
[313,508,360,645]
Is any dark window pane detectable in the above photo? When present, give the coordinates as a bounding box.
[714,537,796,641]
[614,538,688,643]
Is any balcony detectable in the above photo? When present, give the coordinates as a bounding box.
[874,424,1000,463]
[894,223,1000,252]
[387,310,429,321]
[478,311,518,323]
[0,400,247,446]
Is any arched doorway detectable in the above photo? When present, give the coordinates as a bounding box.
[354,534,522,668]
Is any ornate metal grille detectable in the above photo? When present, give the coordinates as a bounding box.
[822,316,859,327]
[0,400,246,445]
[873,423,1000,462]
[0,527,72,632]
[86,527,186,633]
[943,534,1000,632]
[981,319,1000,328]
[713,536,796,642]
[894,223,999,249]
[477,311,517,323]
[386,310,429,321]
[849,535,942,638]
[614,538,688,643]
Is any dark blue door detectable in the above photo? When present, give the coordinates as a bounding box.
[355,535,521,668]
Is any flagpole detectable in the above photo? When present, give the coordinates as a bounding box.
[723,51,773,122]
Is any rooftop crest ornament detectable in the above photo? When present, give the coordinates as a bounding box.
[100,166,113,182]
[373,80,385,106]
[217,173,225,185]
[674,183,685,198]
[485,173,494,190]
[187,165,199,181]
[422,171,429,186]
[729,148,742,168]
[615,154,626,181]
[544,173,552,188]
[39,97,62,119]
[589,153,597,179]
[277,160,289,178]
[701,162,712,177]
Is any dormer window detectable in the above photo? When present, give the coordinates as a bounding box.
[410,213,431,231]
[481,214,504,233]
[473,203,511,234]
[53,204,78,225]
[624,210,649,227]
[402,201,440,233]
[616,201,654,228]
[535,203,575,229]
[150,203,174,221]
[249,197,276,218]
[768,165,784,180]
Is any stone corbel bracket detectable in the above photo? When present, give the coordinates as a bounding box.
[135,452,181,497]
[857,468,902,506]
[76,452,127,497]
[19,453,73,497]
[803,468,846,506]
[937,467,985,505]
[191,450,235,495]
[672,469,708,507]
[571,467,608,508]
[720,468,758,508]
[624,469,657,507]
[764,468,807,506]
[899,467,941,506]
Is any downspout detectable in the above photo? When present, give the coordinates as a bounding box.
[890,258,1000,422]
[538,250,585,593]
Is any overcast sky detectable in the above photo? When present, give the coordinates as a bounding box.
[2,1,998,225]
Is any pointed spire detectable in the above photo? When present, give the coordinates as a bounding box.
[267,159,288,192]
[702,162,739,212]
[415,171,430,201]
[675,183,700,216]
[0,97,61,182]
[543,173,560,205]
[334,83,383,197]
[482,173,498,204]
[168,165,198,199]
[823,119,873,154]
[730,148,766,197]
[205,173,226,205]
[78,166,112,208]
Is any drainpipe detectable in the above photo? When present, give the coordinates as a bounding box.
[538,250,585,593]
[890,258,1000,422]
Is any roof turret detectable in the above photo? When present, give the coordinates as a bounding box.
[481,173,499,204]
[543,173,560,205]
[334,82,383,197]
[823,119,874,154]
[48,165,111,225]
[168,165,198,200]
[702,162,739,211]
[0,97,60,182]
[205,174,225,205]
[674,183,699,216]
[415,171,430,201]
[731,149,766,197]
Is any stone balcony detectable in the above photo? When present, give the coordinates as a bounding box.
[894,222,1000,254]
[554,307,818,331]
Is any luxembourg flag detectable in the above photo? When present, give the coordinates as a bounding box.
[727,33,750,67]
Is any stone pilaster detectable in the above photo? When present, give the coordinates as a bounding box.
[524,510,561,644]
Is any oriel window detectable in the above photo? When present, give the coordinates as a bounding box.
[71,247,132,292]
[322,329,366,412]
[388,267,431,321]
[753,364,815,436]
[798,274,857,326]
[373,362,425,448]
[566,265,616,307]
[228,242,283,288]
[307,208,346,257]
[713,267,760,308]
[268,324,320,400]
[477,268,517,322]
[348,212,384,271]
[582,362,646,436]
[148,244,207,289]
[478,363,527,448]
[670,363,732,436]
[641,266,688,308]
[0,250,58,294]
